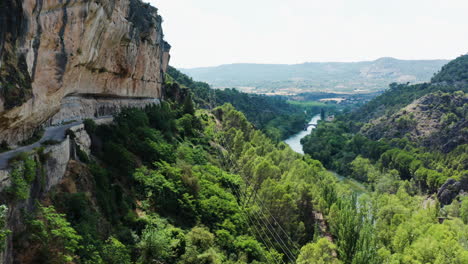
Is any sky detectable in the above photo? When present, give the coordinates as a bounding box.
[150,0,468,68]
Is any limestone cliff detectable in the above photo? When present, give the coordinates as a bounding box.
[0,0,170,144]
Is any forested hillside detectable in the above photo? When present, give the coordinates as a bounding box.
[299,55,468,263]
[167,66,336,140]
[4,95,342,263]
[1,0,466,263]
[432,54,468,84]
[348,54,468,123]
[302,55,468,208]
[5,82,467,263]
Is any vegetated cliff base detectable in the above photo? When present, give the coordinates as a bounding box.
[362,91,468,152]
[0,0,170,144]
[0,121,103,263]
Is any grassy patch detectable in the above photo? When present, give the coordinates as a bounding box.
[287,100,328,107]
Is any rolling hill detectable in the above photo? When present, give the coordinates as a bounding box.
[181,57,449,93]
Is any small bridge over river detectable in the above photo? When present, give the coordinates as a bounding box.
[303,123,317,131]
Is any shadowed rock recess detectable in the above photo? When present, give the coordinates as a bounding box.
[0,0,171,144]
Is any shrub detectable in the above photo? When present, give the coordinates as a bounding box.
[101,236,131,264]
[6,157,36,201]
[42,139,60,146]
[30,205,82,263]
[0,140,9,153]
[0,205,11,251]
[83,119,97,134]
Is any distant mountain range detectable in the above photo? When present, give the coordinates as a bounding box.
[180,57,449,94]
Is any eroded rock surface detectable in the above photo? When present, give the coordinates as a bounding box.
[0,0,170,144]
[362,91,468,151]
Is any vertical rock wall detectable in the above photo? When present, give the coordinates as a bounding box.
[0,0,170,143]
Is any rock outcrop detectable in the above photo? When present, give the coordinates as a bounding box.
[0,0,170,144]
[0,119,111,263]
[437,178,468,206]
[47,94,160,126]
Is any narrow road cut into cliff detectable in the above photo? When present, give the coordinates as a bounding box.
[0,116,112,169]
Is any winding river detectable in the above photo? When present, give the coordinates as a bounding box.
[284,114,321,154]
[284,114,367,194]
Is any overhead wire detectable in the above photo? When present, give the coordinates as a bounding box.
[207,89,299,263]
[207,89,283,264]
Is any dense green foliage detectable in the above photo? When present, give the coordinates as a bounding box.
[7,56,468,263]
[0,205,10,251]
[296,238,340,264]
[9,94,468,264]
[5,155,37,201]
[299,56,468,263]
[432,54,468,83]
[13,100,340,263]
[347,82,467,123]
[302,118,467,192]
[29,205,82,263]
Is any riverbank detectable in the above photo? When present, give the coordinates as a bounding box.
[284,115,321,154]
[283,115,368,194]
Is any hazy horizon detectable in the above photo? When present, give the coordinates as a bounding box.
[152,0,468,68]
[178,57,452,69]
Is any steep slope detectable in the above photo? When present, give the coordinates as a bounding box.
[302,55,468,197]
[166,66,337,140]
[347,55,468,123]
[0,0,171,144]
[361,57,468,150]
[432,54,468,85]
[180,57,448,93]
[362,91,467,152]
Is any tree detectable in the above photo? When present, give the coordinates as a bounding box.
[328,195,365,264]
[179,226,224,264]
[350,156,373,182]
[101,236,131,264]
[461,196,468,224]
[30,205,82,263]
[297,238,341,264]
[137,226,172,264]
[183,93,196,115]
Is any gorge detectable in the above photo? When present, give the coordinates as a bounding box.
[0,1,467,264]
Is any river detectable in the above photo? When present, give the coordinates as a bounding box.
[284,114,368,194]
[284,114,321,154]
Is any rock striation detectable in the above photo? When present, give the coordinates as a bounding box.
[0,0,170,144]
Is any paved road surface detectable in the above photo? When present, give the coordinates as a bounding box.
[0,117,111,169]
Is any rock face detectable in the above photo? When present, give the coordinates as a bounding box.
[437,179,465,206]
[0,0,170,144]
[47,94,160,126]
[362,91,468,152]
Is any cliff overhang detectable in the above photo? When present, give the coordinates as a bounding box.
[0,0,170,144]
